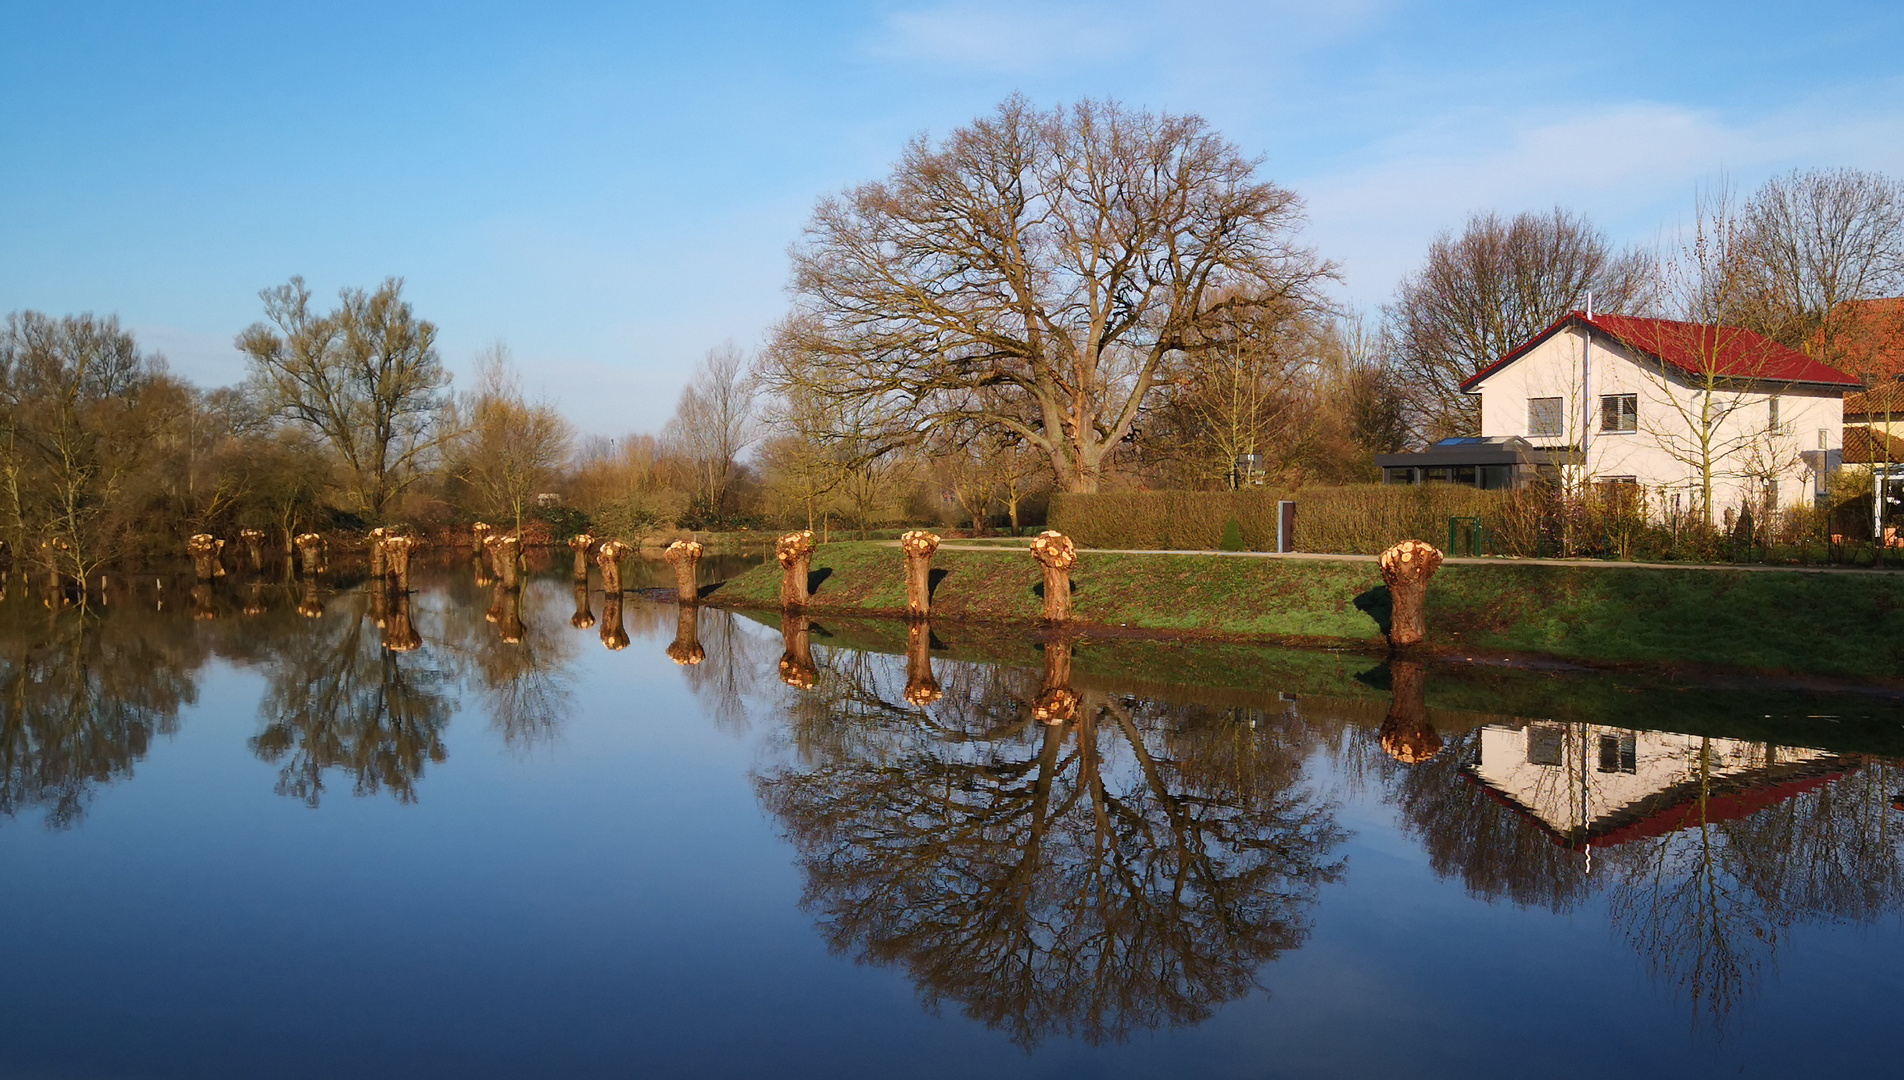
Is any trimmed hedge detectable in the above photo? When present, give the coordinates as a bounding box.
[1048,485,1512,554]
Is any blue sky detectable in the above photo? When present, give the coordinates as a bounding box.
[4,0,1902,436]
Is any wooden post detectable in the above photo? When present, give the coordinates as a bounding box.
[187,533,220,582]
[778,613,817,689]
[472,522,493,557]
[493,535,522,589]
[667,604,705,666]
[570,584,596,629]
[239,529,265,571]
[776,530,816,611]
[665,540,704,604]
[367,527,388,578]
[1032,638,1078,725]
[903,620,940,706]
[568,533,596,583]
[1378,539,1443,649]
[596,540,629,594]
[1377,659,1440,764]
[900,530,940,619]
[383,535,418,593]
[1028,531,1077,623]
[599,594,629,651]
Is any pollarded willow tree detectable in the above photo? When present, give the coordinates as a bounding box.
[770,95,1334,494]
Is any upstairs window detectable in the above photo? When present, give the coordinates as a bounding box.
[1600,393,1638,433]
[1527,397,1564,438]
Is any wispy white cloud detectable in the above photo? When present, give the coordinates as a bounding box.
[1297,89,1904,306]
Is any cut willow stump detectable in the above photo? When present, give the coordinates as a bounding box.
[367,527,388,578]
[665,540,704,604]
[1028,531,1077,623]
[294,533,326,576]
[568,533,596,583]
[187,533,221,582]
[596,540,630,594]
[903,621,940,706]
[900,530,940,619]
[1378,539,1443,649]
[471,522,493,556]
[383,535,419,593]
[776,531,816,611]
[492,535,522,589]
[667,604,705,666]
[1377,659,1440,764]
[239,529,266,571]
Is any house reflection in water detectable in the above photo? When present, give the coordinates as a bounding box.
[1465,721,1852,852]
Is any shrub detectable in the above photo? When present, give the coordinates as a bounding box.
[1219,518,1245,552]
[1049,486,1512,554]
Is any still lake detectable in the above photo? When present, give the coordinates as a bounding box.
[1,556,1901,1079]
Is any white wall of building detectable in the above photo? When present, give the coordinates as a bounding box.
[1469,325,1843,516]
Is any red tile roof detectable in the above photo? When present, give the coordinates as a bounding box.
[1844,382,1904,419]
[1460,311,1864,392]
[1843,425,1904,464]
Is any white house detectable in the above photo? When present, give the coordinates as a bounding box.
[1382,311,1862,518]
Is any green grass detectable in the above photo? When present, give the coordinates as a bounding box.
[705,542,1904,678]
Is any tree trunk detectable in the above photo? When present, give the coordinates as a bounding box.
[665,540,703,604]
[596,540,629,594]
[1028,531,1076,623]
[777,531,816,611]
[901,530,939,619]
[1379,540,1443,648]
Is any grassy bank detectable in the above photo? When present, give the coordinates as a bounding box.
[704,542,1904,678]
[744,613,1904,757]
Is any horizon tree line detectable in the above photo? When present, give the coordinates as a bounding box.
[6,95,1903,572]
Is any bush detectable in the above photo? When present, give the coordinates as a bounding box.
[1049,485,1512,554]
[1219,517,1245,552]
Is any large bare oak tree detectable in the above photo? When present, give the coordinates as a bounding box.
[771,95,1332,493]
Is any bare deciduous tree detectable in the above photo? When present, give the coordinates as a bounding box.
[1387,208,1655,441]
[775,95,1333,493]
[1739,168,1904,360]
[663,342,758,520]
[453,343,574,535]
[237,277,451,523]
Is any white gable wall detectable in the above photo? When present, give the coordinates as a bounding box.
[1470,325,1843,516]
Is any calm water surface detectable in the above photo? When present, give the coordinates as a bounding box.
[2,557,1901,1079]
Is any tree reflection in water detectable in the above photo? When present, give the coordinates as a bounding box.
[755,623,1347,1048]
[436,576,576,754]
[249,586,453,805]
[0,600,203,827]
